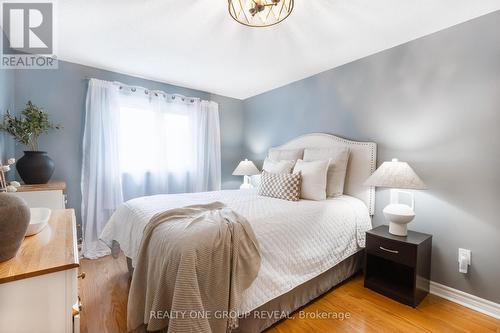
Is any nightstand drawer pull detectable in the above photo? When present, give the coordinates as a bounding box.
[379,246,399,254]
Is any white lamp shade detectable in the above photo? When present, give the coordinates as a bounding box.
[364,158,427,190]
[232,159,260,176]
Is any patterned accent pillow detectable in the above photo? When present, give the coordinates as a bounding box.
[258,171,301,201]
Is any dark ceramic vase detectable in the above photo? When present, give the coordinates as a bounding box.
[16,151,55,184]
[0,194,31,262]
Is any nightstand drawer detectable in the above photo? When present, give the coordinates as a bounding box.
[366,236,416,267]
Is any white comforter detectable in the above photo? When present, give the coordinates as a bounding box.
[100,189,372,313]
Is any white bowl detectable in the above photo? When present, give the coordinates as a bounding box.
[26,208,51,236]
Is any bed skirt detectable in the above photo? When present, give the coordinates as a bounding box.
[126,250,363,333]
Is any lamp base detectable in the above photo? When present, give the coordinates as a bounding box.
[383,203,416,237]
[389,222,408,236]
[239,175,254,189]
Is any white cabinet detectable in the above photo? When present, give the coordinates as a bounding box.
[0,269,79,333]
[0,209,80,333]
[11,181,66,209]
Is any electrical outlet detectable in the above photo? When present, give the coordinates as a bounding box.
[458,248,471,273]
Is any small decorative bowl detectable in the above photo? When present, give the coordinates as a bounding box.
[26,208,51,236]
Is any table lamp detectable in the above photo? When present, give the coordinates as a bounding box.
[364,158,427,236]
[233,159,260,189]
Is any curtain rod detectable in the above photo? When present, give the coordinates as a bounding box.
[84,77,201,103]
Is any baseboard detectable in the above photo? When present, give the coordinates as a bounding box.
[430,281,500,320]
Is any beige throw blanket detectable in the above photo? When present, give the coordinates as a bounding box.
[128,202,261,333]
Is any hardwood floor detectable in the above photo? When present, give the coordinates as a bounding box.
[79,254,500,333]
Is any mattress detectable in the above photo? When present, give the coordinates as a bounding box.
[100,189,372,314]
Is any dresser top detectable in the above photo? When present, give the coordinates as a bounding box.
[16,180,66,193]
[367,225,432,245]
[0,209,79,284]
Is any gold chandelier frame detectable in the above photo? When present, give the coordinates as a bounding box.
[228,0,295,28]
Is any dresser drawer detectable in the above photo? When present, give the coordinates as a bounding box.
[11,190,65,209]
[366,235,416,267]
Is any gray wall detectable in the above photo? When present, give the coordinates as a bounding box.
[243,11,500,303]
[212,94,245,190]
[0,69,15,162]
[9,60,244,225]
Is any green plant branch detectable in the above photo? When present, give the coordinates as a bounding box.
[0,101,61,151]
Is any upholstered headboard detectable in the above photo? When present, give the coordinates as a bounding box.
[273,133,377,215]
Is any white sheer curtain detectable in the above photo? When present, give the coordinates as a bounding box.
[193,100,221,193]
[81,79,123,258]
[81,78,221,259]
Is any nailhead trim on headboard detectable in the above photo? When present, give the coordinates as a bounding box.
[274,133,377,215]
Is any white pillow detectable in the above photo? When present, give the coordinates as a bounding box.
[268,148,303,161]
[262,158,295,174]
[292,159,330,201]
[303,147,350,197]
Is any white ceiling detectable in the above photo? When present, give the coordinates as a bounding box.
[58,1,500,99]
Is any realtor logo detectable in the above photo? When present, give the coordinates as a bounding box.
[1,1,57,69]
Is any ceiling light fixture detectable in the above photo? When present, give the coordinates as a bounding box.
[228,0,294,27]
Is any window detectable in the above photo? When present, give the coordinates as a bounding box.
[119,106,194,179]
[81,79,221,259]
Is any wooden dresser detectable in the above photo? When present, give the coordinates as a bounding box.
[12,180,67,209]
[0,209,81,333]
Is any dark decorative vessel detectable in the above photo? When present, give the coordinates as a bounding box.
[0,194,31,262]
[16,151,55,184]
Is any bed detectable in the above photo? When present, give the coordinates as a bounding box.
[100,133,377,332]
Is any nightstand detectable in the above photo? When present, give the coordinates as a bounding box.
[364,225,432,307]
